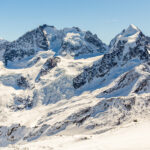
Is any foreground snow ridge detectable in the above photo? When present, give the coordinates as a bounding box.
[0,24,150,149]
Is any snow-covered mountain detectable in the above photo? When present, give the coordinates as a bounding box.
[73,24,150,89]
[1,24,150,150]
[4,24,107,67]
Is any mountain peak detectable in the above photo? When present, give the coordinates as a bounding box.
[123,24,140,37]
[109,24,142,50]
[3,25,107,66]
[128,24,139,30]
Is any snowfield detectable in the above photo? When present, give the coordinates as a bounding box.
[0,24,150,149]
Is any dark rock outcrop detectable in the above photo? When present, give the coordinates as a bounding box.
[11,96,33,111]
[3,25,49,66]
[84,31,106,52]
[0,40,9,51]
[39,57,61,76]
[16,76,29,89]
[36,57,61,82]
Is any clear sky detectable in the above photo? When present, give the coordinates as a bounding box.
[0,0,150,44]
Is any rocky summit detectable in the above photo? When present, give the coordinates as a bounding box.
[3,25,107,67]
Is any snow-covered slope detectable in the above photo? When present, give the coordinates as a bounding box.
[3,119,150,150]
[109,24,141,50]
[73,24,150,89]
[0,24,150,149]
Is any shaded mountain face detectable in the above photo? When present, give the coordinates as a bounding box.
[3,25,50,66]
[73,24,150,89]
[0,38,7,44]
[3,25,107,66]
[0,38,9,61]
[0,38,9,51]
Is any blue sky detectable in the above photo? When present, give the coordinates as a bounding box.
[0,0,150,44]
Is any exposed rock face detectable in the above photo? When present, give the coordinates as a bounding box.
[84,31,106,51]
[73,25,150,89]
[101,70,140,95]
[40,57,60,76]
[3,25,49,66]
[0,124,26,146]
[11,96,33,111]
[134,79,150,93]
[73,49,122,89]
[16,76,29,89]
[36,57,61,81]
[0,39,9,51]
[40,57,61,76]
[3,25,107,66]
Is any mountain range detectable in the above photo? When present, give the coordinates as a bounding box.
[0,24,150,149]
